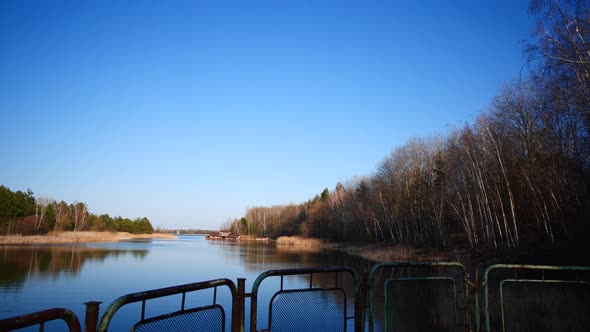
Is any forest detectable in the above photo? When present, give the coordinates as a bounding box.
[224,1,590,250]
[0,185,154,235]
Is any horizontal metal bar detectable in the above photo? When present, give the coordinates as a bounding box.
[500,279,590,287]
[484,264,590,283]
[387,276,457,281]
[369,262,467,282]
[251,266,358,294]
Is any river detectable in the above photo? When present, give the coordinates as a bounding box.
[4,235,588,331]
[0,235,370,331]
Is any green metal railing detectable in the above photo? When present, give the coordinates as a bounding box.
[249,266,361,332]
[0,307,81,332]
[97,278,238,332]
[482,264,590,332]
[368,262,469,332]
[2,263,590,331]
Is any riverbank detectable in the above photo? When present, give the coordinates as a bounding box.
[275,236,589,268]
[326,242,484,266]
[0,231,177,245]
[276,236,433,261]
[341,243,590,269]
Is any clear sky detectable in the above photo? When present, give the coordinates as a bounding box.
[0,0,533,230]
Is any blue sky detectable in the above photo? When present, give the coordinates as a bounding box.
[0,1,533,230]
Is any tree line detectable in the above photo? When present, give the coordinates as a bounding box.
[0,185,154,235]
[225,0,590,249]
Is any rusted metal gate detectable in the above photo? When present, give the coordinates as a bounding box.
[483,264,590,332]
[248,266,361,332]
[96,278,238,332]
[367,262,470,332]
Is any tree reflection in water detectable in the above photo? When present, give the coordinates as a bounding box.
[0,246,149,289]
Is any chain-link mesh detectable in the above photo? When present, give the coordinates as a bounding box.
[132,305,224,332]
[268,288,345,332]
[500,282,590,331]
[385,279,456,332]
[484,267,590,331]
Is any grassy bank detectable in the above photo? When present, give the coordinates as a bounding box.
[0,231,176,245]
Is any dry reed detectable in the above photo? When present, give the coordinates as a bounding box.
[276,236,322,247]
[0,231,176,245]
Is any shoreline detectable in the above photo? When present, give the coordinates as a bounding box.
[274,236,423,262]
[323,242,480,266]
[0,231,177,245]
[2,233,586,267]
[275,236,589,267]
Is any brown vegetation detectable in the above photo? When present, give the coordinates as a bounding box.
[276,236,322,247]
[0,231,176,245]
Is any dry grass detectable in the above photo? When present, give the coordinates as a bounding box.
[238,235,271,241]
[276,236,322,247]
[321,242,416,262]
[0,231,176,245]
[356,244,416,261]
[327,243,480,265]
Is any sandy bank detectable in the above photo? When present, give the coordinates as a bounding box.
[0,231,177,245]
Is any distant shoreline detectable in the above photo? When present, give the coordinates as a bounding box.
[0,231,177,245]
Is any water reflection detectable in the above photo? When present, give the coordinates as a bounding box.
[0,246,149,289]
[207,240,366,331]
[0,236,372,332]
[211,240,368,273]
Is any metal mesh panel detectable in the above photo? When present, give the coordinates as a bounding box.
[132,305,225,332]
[385,279,456,332]
[269,288,346,332]
[501,281,590,331]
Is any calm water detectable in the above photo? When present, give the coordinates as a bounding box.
[0,235,369,331]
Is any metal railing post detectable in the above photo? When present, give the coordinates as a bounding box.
[358,267,368,332]
[472,270,481,332]
[237,278,246,332]
[84,301,101,332]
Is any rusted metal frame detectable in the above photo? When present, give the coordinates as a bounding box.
[96,278,237,332]
[236,278,246,332]
[367,262,468,332]
[467,270,480,332]
[249,266,360,332]
[482,264,590,332]
[267,288,347,331]
[84,301,102,332]
[0,307,81,332]
[383,276,458,331]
